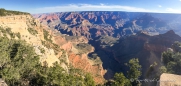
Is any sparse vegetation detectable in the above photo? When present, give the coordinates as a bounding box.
[38,47,45,54]
[0,8,30,16]
[96,36,118,48]
[41,40,60,55]
[5,28,15,38]
[52,43,60,53]
[65,36,82,41]
[74,43,92,54]
[30,20,37,26]
[146,62,157,77]
[15,32,21,39]
[60,49,66,58]
[89,54,102,65]
[41,40,51,49]
[43,29,52,42]
[27,28,38,35]
[0,27,21,39]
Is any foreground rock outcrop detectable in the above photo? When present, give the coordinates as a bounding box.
[0,79,7,86]
[158,73,181,86]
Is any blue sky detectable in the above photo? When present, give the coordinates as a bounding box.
[1,0,181,14]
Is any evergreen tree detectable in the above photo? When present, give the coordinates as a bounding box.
[126,58,142,86]
[113,72,131,86]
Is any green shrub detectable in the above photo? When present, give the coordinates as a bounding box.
[161,41,181,75]
[113,72,131,86]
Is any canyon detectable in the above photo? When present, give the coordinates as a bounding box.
[1,9,181,85]
[33,11,181,85]
[0,12,106,84]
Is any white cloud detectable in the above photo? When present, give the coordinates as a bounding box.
[158,5,162,7]
[33,4,157,13]
[166,8,181,13]
[100,3,105,6]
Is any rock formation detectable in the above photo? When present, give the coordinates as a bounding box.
[34,11,181,83]
[0,79,7,86]
[158,73,181,86]
[33,11,181,39]
[91,30,181,82]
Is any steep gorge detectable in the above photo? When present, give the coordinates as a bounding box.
[34,11,181,83]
